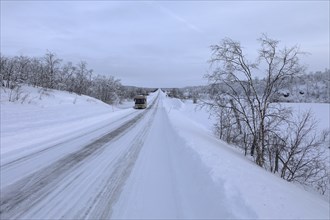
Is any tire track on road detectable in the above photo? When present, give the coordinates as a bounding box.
[0,95,158,219]
[86,98,159,219]
[1,110,139,168]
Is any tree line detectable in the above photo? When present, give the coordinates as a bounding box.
[0,52,155,104]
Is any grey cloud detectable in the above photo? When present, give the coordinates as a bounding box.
[1,1,329,88]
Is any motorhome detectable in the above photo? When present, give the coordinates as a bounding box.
[134,95,147,109]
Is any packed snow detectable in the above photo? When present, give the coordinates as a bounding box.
[0,86,329,219]
[163,97,330,219]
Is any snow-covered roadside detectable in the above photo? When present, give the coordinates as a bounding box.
[1,85,329,219]
[163,95,330,219]
[0,86,156,158]
[0,89,160,219]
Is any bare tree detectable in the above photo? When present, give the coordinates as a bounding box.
[204,35,330,194]
[1,55,18,89]
[204,34,305,167]
[91,75,122,104]
[28,58,44,87]
[57,62,76,90]
[279,111,329,186]
[43,51,62,89]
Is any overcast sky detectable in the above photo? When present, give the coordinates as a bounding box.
[1,1,329,88]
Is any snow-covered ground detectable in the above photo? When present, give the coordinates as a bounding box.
[282,102,330,131]
[163,97,330,219]
[1,86,329,219]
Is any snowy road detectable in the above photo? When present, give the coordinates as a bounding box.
[1,95,160,219]
[1,92,233,219]
[111,97,241,219]
[1,90,329,219]
[1,92,231,219]
[0,91,247,219]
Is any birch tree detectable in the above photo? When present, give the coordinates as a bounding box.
[205,34,305,167]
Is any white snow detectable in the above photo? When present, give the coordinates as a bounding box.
[1,86,154,157]
[282,102,330,132]
[1,86,329,219]
[163,96,330,219]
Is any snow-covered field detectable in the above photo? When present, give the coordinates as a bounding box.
[1,86,329,219]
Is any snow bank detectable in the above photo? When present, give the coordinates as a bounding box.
[163,93,330,219]
[1,86,137,156]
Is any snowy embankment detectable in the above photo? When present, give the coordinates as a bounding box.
[0,86,155,162]
[163,96,330,219]
[1,86,329,219]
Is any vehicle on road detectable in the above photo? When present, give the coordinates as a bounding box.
[134,95,147,109]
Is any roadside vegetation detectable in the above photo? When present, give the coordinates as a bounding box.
[201,34,329,196]
[165,35,329,196]
[1,35,329,196]
[0,52,156,104]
